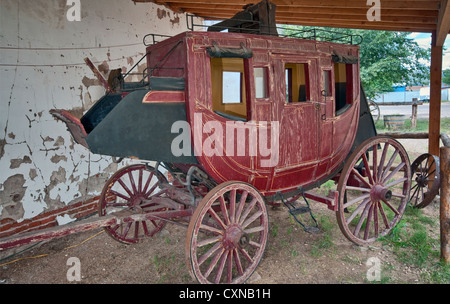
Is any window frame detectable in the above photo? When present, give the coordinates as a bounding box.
[284,62,311,103]
[333,62,354,116]
[253,66,269,100]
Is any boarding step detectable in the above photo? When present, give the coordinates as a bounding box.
[278,192,320,234]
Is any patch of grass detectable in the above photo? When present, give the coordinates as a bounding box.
[152,253,186,283]
[375,117,450,134]
[379,205,449,283]
[310,216,335,257]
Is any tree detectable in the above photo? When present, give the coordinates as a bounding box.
[281,26,431,99]
[443,69,450,85]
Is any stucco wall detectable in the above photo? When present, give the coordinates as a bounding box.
[0,0,195,225]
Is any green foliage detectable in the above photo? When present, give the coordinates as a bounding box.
[281,26,431,99]
[443,69,450,85]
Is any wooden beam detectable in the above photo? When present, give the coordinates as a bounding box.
[193,12,436,32]
[428,31,443,157]
[170,3,438,17]
[149,0,440,10]
[436,0,450,46]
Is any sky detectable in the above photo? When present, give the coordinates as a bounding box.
[409,33,450,70]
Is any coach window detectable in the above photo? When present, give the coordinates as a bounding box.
[285,63,310,103]
[334,62,353,115]
[322,70,332,98]
[254,67,268,99]
[210,57,247,120]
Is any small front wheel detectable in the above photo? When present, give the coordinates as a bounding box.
[98,164,167,244]
[185,181,269,284]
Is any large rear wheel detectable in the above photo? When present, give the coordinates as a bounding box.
[336,136,411,245]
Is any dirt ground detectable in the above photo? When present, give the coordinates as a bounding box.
[0,138,445,285]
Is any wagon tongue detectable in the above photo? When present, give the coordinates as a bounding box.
[49,109,89,149]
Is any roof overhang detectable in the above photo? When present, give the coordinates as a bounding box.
[134,0,449,45]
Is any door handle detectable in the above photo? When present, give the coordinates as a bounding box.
[314,103,326,120]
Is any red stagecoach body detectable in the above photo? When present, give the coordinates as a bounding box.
[60,31,365,200]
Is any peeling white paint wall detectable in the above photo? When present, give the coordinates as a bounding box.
[0,0,196,223]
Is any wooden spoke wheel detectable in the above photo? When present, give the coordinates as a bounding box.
[186,181,269,284]
[409,153,440,209]
[99,164,167,244]
[368,100,380,124]
[337,136,411,245]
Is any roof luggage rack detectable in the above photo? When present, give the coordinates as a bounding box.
[185,0,362,45]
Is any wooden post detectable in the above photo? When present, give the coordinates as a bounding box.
[411,98,418,129]
[441,146,450,264]
[428,31,443,157]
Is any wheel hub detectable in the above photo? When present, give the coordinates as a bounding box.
[223,224,248,250]
[130,195,145,213]
[415,174,429,187]
[371,184,392,202]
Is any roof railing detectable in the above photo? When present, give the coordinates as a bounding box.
[186,14,363,45]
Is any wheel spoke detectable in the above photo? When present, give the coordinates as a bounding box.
[244,225,266,234]
[378,202,391,229]
[363,204,374,240]
[207,208,227,230]
[242,210,263,229]
[380,149,399,181]
[239,197,258,226]
[108,190,131,204]
[382,162,405,184]
[198,242,222,266]
[344,193,370,209]
[199,223,223,235]
[141,171,154,196]
[219,196,230,225]
[214,250,229,284]
[381,198,400,216]
[346,186,371,193]
[377,142,389,181]
[229,189,236,223]
[362,153,374,185]
[138,168,143,193]
[373,202,379,238]
[227,249,233,283]
[234,248,244,275]
[235,190,248,224]
[372,144,378,183]
[346,197,370,225]
[204,247,225,278]
[354,202,372,237]
[198,236,222,247]
[385,177,407,189]
[351,168,372,189]
[128,171,138,194]
[118,179,134,198]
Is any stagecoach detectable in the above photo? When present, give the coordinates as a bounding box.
[6,1,441,284]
